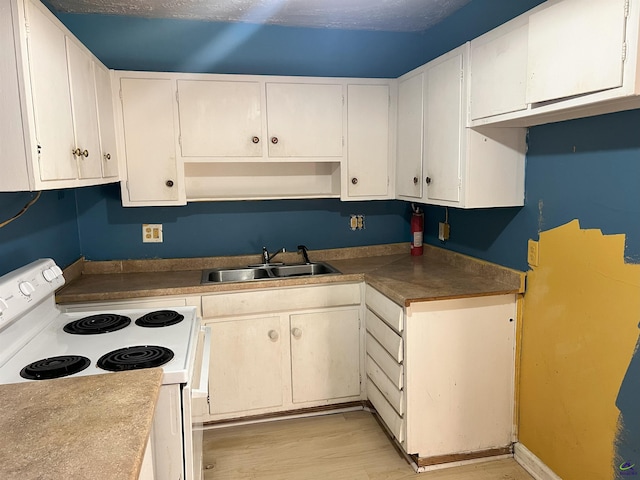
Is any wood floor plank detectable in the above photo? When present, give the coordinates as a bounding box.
[203,411,533,480]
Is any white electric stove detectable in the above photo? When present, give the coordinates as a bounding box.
[0,259,210,480]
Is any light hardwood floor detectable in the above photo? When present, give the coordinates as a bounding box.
[202,411,534,479]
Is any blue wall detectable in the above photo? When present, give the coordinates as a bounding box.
[0,190,80,275]
[421,109,640,271]
[76,184,410,260]
[54,0,544,77]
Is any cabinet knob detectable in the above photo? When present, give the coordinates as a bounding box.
[72,148,82,157]
[413,176,419,185]
[104,153,111,160]
[82,149,89,158]
[166,180,174,187]
[351,177,358,185]
[291,328,302,340]
[425,176,432,185]
[271,137,279,144]
[268,330,279,342]
[252,136,260,144]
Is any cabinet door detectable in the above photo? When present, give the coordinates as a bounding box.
[266,83,343,158]
[526,0,627,104]
[94,62,118,178]
[290,309,360,404]
[470,21,528,120]
[345,84,389,198]
[395,72,423,199]
[177,80,263,157]
[24,0,76,181]
[207,316,284,415]
[120,78,180,203]
[424,51,462,204]
[66,37,102,179]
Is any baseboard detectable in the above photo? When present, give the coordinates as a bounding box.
[514,443,562,480]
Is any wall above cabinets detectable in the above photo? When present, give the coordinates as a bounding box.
[0,0,119,192]
[114,71,396,206]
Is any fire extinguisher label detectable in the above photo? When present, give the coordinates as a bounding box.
[413,231,423,247]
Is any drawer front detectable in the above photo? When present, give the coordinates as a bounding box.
[365,333,403,389]
[366,309,403,363]
[202,283,361,318]
[365,285,403,333]
[367,381,404,443]
[366,355,403,416]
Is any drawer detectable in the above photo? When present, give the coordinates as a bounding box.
[365,333,403,389]
[367,381,404,443]
[366,309,403,363]
[202,283,361,318]
[366,355,403,416]
[365,285,403,333]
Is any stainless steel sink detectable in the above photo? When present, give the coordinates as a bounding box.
[201,262,340,284]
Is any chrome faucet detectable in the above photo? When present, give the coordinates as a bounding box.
[297,245,311,264]
[262,246,285,264]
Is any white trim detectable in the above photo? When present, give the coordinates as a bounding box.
[514,442,562,480]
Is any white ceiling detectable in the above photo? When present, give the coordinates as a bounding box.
[46,0,472,32]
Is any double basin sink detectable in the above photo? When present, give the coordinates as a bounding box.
[201,262,340,284]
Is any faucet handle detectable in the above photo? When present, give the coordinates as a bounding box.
[297,245,311,264]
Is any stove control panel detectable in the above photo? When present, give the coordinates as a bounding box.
[0,259,65,330]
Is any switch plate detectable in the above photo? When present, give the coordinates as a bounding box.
[527,239,539,266]
[143,224,163,243]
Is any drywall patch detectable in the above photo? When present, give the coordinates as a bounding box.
[519,219,640,480]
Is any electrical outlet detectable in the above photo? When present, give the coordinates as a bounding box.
[438,222,450,241]
[349,215,365,231]
[143,224,163,243]
[527,239,539,266]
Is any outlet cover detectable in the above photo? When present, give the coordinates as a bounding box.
[143,224,163,243]
[527,239,539,266]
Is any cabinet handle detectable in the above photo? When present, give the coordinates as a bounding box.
[268,330,279,342]
[271,137,279,144]
[291,328,302,339]
[252,136,260,144]
[351,177,358,185]
[425,176,432,185]
[413,176,419,185]
[104,153,111,161]
[166,180,174,187]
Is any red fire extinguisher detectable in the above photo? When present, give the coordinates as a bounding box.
[411,204,424,256]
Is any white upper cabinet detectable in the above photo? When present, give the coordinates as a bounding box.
[395,72,424,200]
[266,82,343,158]
[526,0,627,104]
[65,37,102,179]
[0,0,119,192]
[470,0,640,127]
[119,77,184,206]
[343,83,392,200]
[396,44,526,209]
[94,62,119,178]
[469,14,529,121]
[177,80,263,158]
[423,51,463,204]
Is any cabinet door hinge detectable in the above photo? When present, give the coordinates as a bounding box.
[342,94,345,106]
[125,180,130,193]
[458,177,462,189]
[24,19,30,35]
[623,42,627,62]
[176,90,179,104]
[119,89,123,102]
[624,0,630,18]
[178,135,182,147]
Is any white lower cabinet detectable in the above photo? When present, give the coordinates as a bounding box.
[365,285,517,465]
[202,283,363,421]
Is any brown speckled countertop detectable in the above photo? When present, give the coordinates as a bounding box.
[56,243,524,307]
[0,369,163,480]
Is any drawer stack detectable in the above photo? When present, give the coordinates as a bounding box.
[364,285,405,444]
